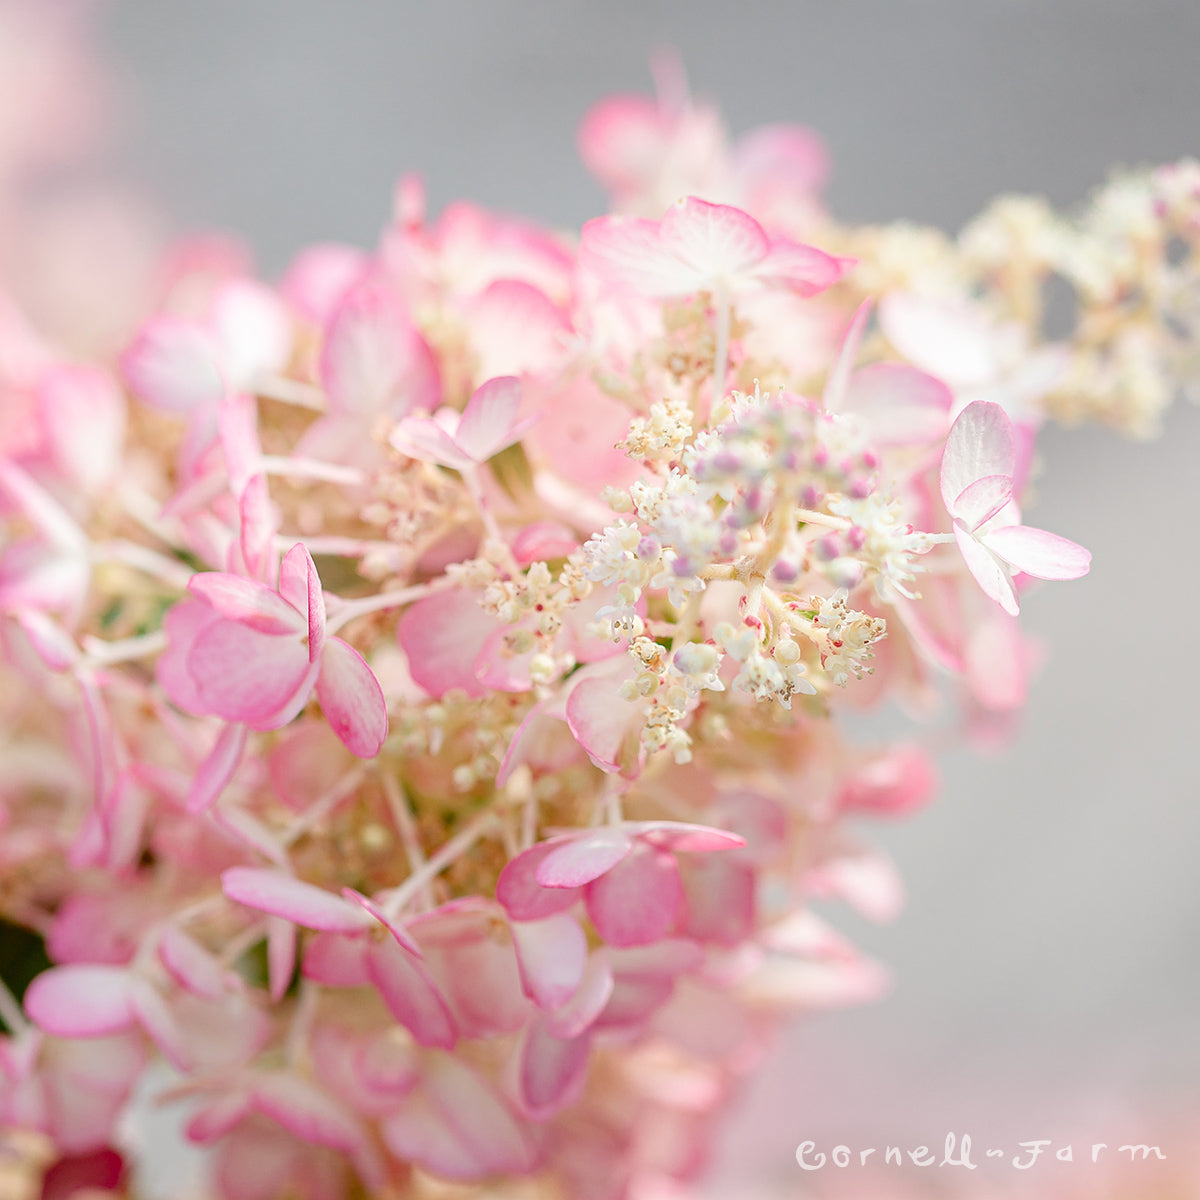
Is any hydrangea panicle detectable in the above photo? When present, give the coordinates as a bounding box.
[3,38,1173,1200]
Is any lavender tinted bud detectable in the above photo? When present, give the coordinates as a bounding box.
[814,534,840,561]
[829,558,865,588]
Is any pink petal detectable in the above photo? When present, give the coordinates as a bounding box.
[752,238,848,296]
[319,280,439,418]
[267,916,296,1002]
[474,624,536,692]
[316,637,387,758]
[39,1149,126,1200]
[186,721,247,814]
[40,1035,146,1152]
[509,914,588,1010]
[535,828,633,888]
[543,951,614,1039]
[187,574,305,635]
[808,850,904,924]
[158,927,231,1001]
[216,392,262,494]
[468,281,567,379]
[237,474,276,583]
[280,243,368,325]
[388,414,473,470]
[208,279,292,391]
[577,93,663,195]
[302,932,370,988]
[496,840,583,922]
[348,1030,420,1107]
[213,805,288,868]
[495,703,582,788]
[251,1074,363,1151]
[301,548,327,663]
[585,844,683,947]
[454,375,528,462]
[127,979,190,1070]
[38,366,126,495]
[340,889,421,956]
[842,363,952,445]
[411,905,529,1039]
[511,522,577,565]
[822,300,872,413]
[985,524,1091,581]
[158,600,223,715]
[11,607,79,671]
[121,317,224,413]
[211,1122,295,1200]
[365,938,457,1049]
[735,122,830,193]
[659,196,769,282]
[187,619,313,727]
[954,521,1020,616]
[940,400,1016,515]
[953,473,1015,532]
[276,541,308,613]
[964,610,1031,713]
[381,1092,475,1182]
[564,669,642,776]
[0,539,89,614]
[880,293,1001,387]
[397,590,498,699]
[837,745,938,817]
[187,1093,253,1144]
[267,721,352,811]
[521,373,640,491]
[381,1052,536,1180]
[677,857,756,945]
[562,583,643,664]
[0,459,85,552]
[24,966,135,1037]
[594,973,676,1031]
[888,590,965,674]
[517,1019,590,1118]
[221,868,371,933]
[580,213,712,296]
[632,821,746,854]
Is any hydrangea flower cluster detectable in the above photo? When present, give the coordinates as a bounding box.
[0,28,1190,1200]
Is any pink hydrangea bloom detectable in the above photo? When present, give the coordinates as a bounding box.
[941,400,1091,615]
[497,821,745,947]
[580,194,846,301]
[158,542,387,757]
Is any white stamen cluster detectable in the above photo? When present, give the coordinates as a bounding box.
[806,591,887,687]
[826,493,938,601]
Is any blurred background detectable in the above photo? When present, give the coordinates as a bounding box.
[68,0,1200,1192]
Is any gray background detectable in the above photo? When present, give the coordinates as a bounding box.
[98,2,1200,1192]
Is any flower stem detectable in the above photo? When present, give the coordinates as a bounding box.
[0,974,28,1036]
[96,539,195,590]
[252,373,327,411]
[260,456,364,487]
[707,281,731,428]
[82,629,168,666]
[381,772,432,908]
[324,576,454,635]
[381,810,498,919]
